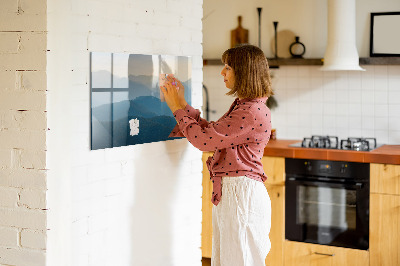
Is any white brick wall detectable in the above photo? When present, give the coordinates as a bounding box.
[47,1,203,266]
[0,0,48,265]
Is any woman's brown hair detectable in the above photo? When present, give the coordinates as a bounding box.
[221,44,273,99]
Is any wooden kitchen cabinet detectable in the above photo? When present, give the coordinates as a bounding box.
[262,156,285,266]
[261,156,285,186]
[284,241,369,266]
[370,163,400,195]
[370,193,400,266]
[202,152,213,258]
[201,154,286,266]
[370,163,400,266]
[264,184,285,266]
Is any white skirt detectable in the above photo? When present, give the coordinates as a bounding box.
[212,176,271,266]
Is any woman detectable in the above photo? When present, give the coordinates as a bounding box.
[161,44,273,266]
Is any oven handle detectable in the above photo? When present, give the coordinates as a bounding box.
[286,177,364,189]
[314,252,335,257]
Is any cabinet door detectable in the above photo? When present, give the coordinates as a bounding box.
[370,193,400,266]
[202,152,213,258]
[264,184,284,266]
[284,241,369,266]
[370,163,400,195]
[261,156,285,185]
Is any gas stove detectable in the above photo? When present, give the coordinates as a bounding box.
[289,135,381,151]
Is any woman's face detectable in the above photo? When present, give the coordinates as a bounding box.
[220,64,235,89]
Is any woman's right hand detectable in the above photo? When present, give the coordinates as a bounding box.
[168,76,187,108]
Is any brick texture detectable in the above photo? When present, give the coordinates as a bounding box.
[0,0,47,264]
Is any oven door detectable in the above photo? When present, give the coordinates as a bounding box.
[285,177,369,250]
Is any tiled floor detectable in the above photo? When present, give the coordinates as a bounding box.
[202,257,211,266]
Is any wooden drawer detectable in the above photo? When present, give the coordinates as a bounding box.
[284,241,369,266]
[370,163,400,195]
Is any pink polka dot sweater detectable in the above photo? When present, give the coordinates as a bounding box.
[169,97,272,206]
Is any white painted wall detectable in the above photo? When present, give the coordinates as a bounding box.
[0,0,48,265]
[203,0,400,58]
[46,0,203,266]
[203,0,400,145]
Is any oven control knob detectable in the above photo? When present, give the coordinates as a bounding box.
[340,164,347,174]
[304,161,312,171]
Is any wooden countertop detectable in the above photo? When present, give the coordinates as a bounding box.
[263,139,400,165]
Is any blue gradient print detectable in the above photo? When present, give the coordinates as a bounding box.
[91,52,192,150]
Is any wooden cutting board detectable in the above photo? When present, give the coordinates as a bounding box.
[231,16,249,48]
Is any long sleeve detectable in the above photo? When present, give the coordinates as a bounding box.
[169,104,210,137]
[172,105,257,152]
[171,97,271,206]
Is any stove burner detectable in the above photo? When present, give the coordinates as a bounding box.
[295,136,378,151]
[301,135,339,149]
[340,137,377,151]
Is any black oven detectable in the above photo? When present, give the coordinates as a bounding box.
[285,158,369,250]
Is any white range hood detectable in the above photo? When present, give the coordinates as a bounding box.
[320,0,365,71]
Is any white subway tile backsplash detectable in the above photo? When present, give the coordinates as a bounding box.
[389,117,400,131]
[374,90,388,104]
[348,90,362,103]
[336,115,348,129]
[335,73,349,90]
[388,65,400,76]
[374,78,388,91]
[348,71,362,90]
[361,129,375,138]
[323,87,336,103]
[310,66,323,77]
[310,77,324,90]
[311,114,323,128]
[388,91,400,104]
[287,113,300,127]
[375,104,389,117]
[322,70,335,78]
[348,116,362,129]
[361,104,375,117]
[298,77,311,89]
[336,128,349,140]
[362,116,375,130]
[361,90,374,103]
[388,104,400,117]
[323,115,336,129]
[205,65,400,144]
[374,117,389,131]
[349,128,362,137]
[285,66,298,77]
[336,90,349,103]
[286,77,299,89]
[388,75,400,91]
[388,131,400,143]
[375,130,389,144]
[374,65,388,77]
[323,103,336,115]
[336,103,349,116]
[298,67,311,78]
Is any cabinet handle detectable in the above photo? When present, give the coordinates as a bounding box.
[314,252,335,257]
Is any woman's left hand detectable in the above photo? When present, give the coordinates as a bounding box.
[160,76,185,113]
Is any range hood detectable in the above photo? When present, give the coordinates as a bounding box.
[320,0,365,71]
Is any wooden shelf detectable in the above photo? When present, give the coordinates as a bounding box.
[359,57,400,65]
[203,57,400,67]
[203,58,323,67]
[268,58,322,67]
